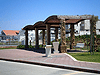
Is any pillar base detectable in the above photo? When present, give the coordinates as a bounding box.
[60,45,67,53]
[35,45,39,49]
[53,50,59,53]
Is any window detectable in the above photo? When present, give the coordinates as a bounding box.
[80,21,85,31]
[31,37,32,40]
[80,24,84,31]
[51,34,55,37]
[75,31,78,34]
[86,30,89,31]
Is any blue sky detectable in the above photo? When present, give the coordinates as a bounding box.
[0,0,100,32]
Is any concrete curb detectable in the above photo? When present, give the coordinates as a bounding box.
[0,58,100,74]
[64,53,100,64]
[64,53,77,61]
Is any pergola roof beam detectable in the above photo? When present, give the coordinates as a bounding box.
[57,15,93,20]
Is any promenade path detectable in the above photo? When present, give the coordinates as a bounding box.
[0,49,100,73]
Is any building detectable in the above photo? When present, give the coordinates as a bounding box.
[59,20,100,38]
[74,20,100,36]
[0,30,19,42]
[18,30,35,45]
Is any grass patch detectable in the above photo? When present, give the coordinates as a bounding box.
[68,52,100,63]
[0,47,16,50]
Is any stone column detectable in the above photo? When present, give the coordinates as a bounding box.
[42,30,45,45]
[93,23,97,51]
[90,15,98,52]
[46,24,51,45]
[60,20,67,53]
[25,30,28,48]
[35,28,39,49]
[70,24,75,49]
[55,28,58,42]
[90,20,94,52]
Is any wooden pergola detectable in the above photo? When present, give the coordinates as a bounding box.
[23,15,98,53]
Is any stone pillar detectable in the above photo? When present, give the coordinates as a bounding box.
[35,28,39,49]
[60,20,67,53]
[25,30,28,48]
[55,28,58,42]
[46,24,51,45]
[93,23,97,51]
[90,15,98,52]
[70,24,75,49]
[42,30,45,45]
[90,20,94,52]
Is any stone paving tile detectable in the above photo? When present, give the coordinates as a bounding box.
[0,49,100,71]
[63,57,70,64]
[45,58,55,63]
[74,61,81,66]
[86,63,100,69]
[80,62,87,67]
[53,58,61,64]
[51,58,57,63]
[56,57,65,64]
[68,61,75,66]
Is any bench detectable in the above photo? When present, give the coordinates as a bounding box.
[74,43,85,50]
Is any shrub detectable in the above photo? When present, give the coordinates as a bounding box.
[39,45,43,48]
[17,45,25,49]
[29,45,34,48]
[0,43,3,45]
[17,45,35,49]
[98,47,100,52]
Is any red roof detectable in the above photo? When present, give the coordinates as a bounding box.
[2,30,19,36]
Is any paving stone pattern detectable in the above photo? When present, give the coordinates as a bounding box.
[0,49,100,71]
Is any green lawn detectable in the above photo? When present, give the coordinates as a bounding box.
[0,47,16,50]
[68,52,100,63]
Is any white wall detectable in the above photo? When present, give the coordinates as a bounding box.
[96,21,100,35]
[18,30,35,45]
[74,20,100,36]
[84,20,90,30]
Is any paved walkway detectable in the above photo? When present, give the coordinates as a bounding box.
[0,49,100,73]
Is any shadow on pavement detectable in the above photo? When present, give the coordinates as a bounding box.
[25,48,54,54]
[67,49,88,53]
[22,47,88,54]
